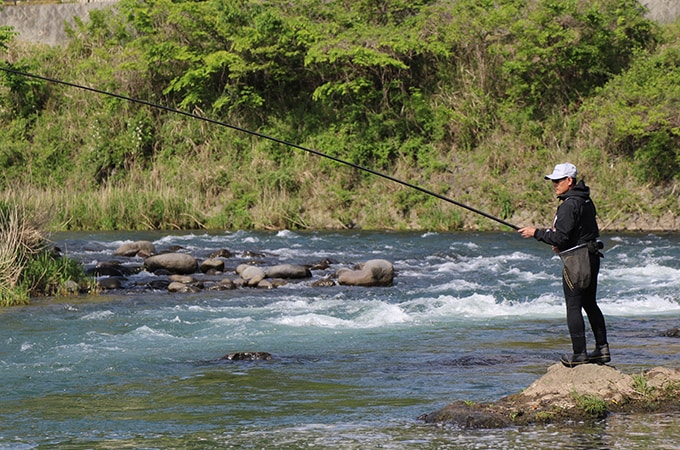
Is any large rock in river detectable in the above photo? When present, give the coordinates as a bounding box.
[114,240,156,257]
[337,259,394,287]
[265,264,312,279]
[419,364,680,428]
[144,253,198,275]
[236,264,267,286]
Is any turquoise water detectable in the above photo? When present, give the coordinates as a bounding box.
[1,231,678,449]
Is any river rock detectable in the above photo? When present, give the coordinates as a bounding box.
[200,258,225,273]
[662,327,680,337]
[419,364,680,428]
[86,261,133,277]
[236,264,267,286]
[265,264,312,279]
[169,274,195,284]
[256,279,276,289]
[208,278,236,290]
[221,352,273,361]
[98,277,124,290]
[336,259,394,286]
[308,258,334,270]
[312,277,336,287]
[209,248,235,258]
[146,279,171,290]
[114,240,156,257]
[168,281,201,293]
[144,253,198,275]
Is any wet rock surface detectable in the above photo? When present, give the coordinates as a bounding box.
[419,364,680,428]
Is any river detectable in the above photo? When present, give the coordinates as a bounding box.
[1,230,678,449]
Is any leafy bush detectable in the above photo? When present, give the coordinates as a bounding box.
[580,41,680,184]
[0,61,49,120]
[19,249,90,298]
[498,0,657,118]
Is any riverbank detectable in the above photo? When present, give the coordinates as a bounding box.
[1,1,679,233]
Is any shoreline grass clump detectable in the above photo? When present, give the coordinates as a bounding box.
[0,200,94,306]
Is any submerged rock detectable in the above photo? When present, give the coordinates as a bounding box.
[221,352,273,361]
[662,327,680,337]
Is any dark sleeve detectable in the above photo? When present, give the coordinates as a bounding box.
[533,199,579,250]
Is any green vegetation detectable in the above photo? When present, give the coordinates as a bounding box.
[0,201,93,306]
[571,392,609,419]
[0,0,678,232]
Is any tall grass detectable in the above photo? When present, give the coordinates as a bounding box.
[0,200,93,306]
[0,201,45,305]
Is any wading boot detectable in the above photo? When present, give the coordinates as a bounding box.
[560,352,588,368]
[588,344,611,364]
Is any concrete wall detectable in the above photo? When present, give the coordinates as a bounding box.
[642,0,680,24]
[0,1,117,46]
[1,1,679,47]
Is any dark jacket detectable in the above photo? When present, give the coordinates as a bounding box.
[534,180,599,252]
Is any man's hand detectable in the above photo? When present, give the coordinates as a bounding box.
[518,227,536,239]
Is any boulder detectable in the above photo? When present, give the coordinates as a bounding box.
[336,259,394,287]
[419,364,680,428]
[168,281,201,293]
[236,264,266,286]
[265,264,312,279]
[113,240,156,257]
[144,253,198,275]
[200,258,225,273]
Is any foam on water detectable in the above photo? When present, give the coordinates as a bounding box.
[600,293,680,316]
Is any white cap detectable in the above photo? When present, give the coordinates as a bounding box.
[545,163,577,180]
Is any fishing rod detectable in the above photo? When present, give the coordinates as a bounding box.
[0,66,519,230]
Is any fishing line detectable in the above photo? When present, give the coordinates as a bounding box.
[0,66,519,230]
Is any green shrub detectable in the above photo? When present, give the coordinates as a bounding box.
[580,42,680,184]
[0,61,49,119]
[499,0,657,118]
[19,249,91,298]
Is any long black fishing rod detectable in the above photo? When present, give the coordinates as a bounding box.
[0,66,519,230]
